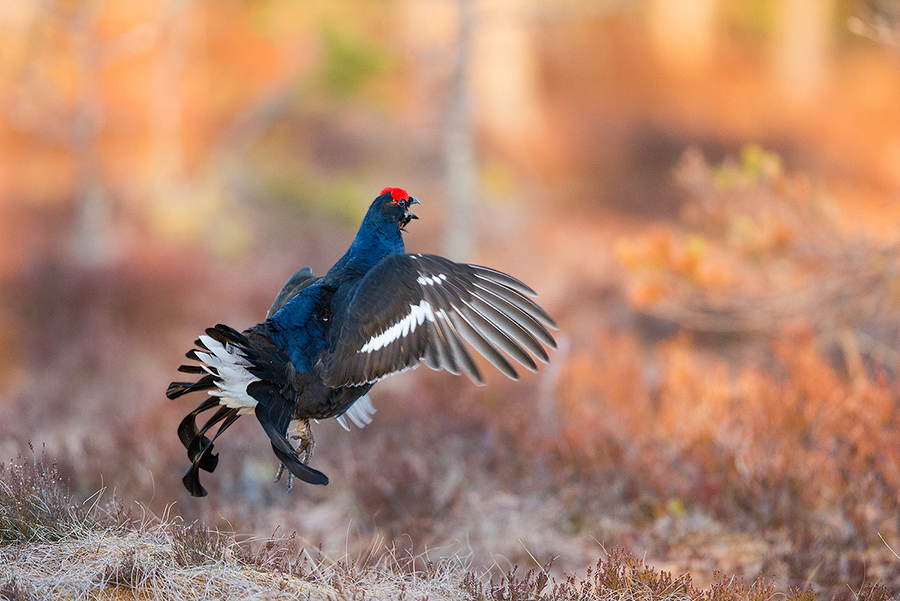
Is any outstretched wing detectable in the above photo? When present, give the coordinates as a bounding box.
[320,253,557,387]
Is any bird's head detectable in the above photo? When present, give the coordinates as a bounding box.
[372,187,420,232]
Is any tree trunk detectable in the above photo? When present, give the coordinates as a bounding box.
[443,0,478,260]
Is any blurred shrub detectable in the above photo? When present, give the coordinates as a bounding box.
[458,547,892,601]
[604,150,900,539]
[346,427,466,544]
[536,147,900,588]
[617,146,900,337]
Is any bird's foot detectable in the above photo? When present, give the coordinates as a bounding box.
[274,462,296,492]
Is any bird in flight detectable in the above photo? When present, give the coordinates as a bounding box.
[168,188,557,497]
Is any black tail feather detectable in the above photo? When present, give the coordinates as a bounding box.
[207,324,249,346]
[177,396,231,474]
[176,395,220,448]
[186,405,234,463]
[208,324,261,361]
[182,467,207,498]
[166,374,216,400]
[182,410,241,497]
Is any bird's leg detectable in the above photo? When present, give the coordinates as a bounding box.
[274,419,316,492]
[291,419,315,464]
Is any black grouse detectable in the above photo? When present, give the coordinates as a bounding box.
[168,188,557,496]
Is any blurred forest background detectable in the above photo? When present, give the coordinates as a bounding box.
[3,0,900,595]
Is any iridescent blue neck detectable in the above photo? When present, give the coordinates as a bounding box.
[324,212,404,282]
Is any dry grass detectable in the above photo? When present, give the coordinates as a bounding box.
[4,526,896,601]
[0,447,88,545]
[5,529,334,600]
[6,451,896,601]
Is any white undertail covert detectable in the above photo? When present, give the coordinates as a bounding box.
[195,335,260,413]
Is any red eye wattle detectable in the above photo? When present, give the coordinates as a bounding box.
[381,187,409,203]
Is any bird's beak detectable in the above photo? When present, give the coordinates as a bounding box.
[399,197,419,231]
[406,197,419,220]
